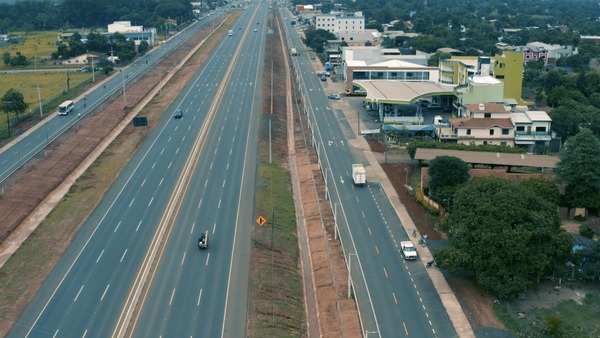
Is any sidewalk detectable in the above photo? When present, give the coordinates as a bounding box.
[323,75,476,337]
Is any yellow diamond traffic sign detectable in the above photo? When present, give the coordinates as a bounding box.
[256,215,267,226]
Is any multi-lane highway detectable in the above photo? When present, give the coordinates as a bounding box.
[7,2,460,336]
[8,3,266,337]
[279,7,457,337]
[0,9,223,183]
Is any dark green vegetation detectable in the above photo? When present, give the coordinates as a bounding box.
[294,0,600,56]
[435,177,573,299]
[55,32,138,64]
[427,155,469,208]
[530,67,600,140]
[555,129,600,210]
[0,88,28,120]
[0,0,196,32]
[302,29,336,53]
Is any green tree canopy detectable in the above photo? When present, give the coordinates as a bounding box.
[434,177,572,299]
[518,178,560,207]
[303,29,336,53]
[427,155,469,203]
[1,88,29,119]
[555,129,600,209]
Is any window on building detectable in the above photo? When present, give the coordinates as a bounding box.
[535,126,547,132]
[353,71,368,80]
[466,129,471,135]
[516,126,525,132]
[500,141,507,146]
[372,72,385,79]
[489,129,495,135]
[502,128,509,135]
[484,113,491,118]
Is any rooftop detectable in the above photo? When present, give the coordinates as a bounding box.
[354,80,455,104]
[450,117,514,128]
[414,148,559,168]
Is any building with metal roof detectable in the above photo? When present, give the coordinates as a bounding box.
[414,148,558,170]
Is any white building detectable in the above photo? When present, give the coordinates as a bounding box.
[106,21,156,46]
[108,21,143,33]
[315,12,364,33]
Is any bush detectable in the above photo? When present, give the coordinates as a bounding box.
[415,185,439,215]
[543,314,563,335]
[580,223,594,238]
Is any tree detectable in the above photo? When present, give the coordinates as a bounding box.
[434,177,572,299]
[555,129,600,209]
[518,178,560,206]
[427,156,469,203]
[138,40,150,55]
[1,88,29,120]
[303,29,335,53]
[580,241,600,279]
[2,51,10,65]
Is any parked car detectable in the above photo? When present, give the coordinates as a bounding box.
[173,109,183,119]
[328,93,341,100]
[320,75,327,81]
[316,71,330,77]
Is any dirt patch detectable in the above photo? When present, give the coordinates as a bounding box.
[0,16,235,336]
[246,10,360,338]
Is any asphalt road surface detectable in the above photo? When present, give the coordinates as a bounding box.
[8,3,266,338]
[0,9,223,183]
[280,7,457,338]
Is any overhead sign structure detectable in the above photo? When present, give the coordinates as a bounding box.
[256,215,267,226]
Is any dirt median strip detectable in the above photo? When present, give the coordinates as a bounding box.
[0,15,236,337]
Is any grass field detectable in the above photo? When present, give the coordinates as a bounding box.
[0,31,59,68]
[0,71,94,124]
[252,148,304,337]
[495,291,600,337]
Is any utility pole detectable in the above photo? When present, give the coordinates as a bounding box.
[66,67,71,99]
[37,85,43,117]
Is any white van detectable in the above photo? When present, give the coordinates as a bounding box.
[228,30,233,36]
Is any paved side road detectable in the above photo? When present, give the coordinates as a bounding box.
[320,72,476,337]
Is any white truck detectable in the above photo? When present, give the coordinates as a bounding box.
[401,241,417,260]
[228,29,233,36]
[351,164,366,186]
